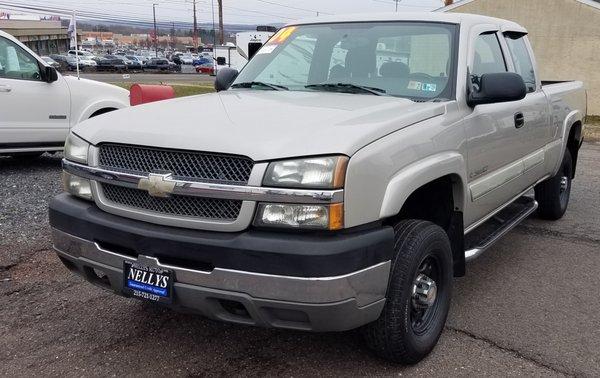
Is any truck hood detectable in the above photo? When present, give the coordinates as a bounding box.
[74,90,446,161]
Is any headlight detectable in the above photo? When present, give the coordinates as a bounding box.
[64,133,89,164]
[255,203,343,230]
[263,156,348,189]
[62,171,93,200]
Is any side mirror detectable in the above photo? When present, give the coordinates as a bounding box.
[216,56,227,66]
[214,67,239,92]
[467,72,526,107]
[44,66,59,83]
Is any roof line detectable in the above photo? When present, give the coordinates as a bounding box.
[436,0,600,12]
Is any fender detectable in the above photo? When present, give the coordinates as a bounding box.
[75,99,129,125]
[379,151,468,219]
[551,109,584,176]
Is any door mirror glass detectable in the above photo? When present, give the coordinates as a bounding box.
[214,67,238,92]
[467,72,526,107]
[44,66,59,83]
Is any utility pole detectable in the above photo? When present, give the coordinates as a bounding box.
[152,3,158,57]
[211,0,216,47]
[171,21,176,49]
[192,0,198,50]
[395,0,399,12]
[218,0,224,45]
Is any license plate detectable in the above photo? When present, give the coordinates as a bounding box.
[123,261,173,304]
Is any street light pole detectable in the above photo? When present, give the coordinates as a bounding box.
[153,3,158,57]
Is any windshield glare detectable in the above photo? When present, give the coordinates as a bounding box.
[234,22,457,100]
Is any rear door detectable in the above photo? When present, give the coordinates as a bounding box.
[0,35,70,149]
[502,32,552,186]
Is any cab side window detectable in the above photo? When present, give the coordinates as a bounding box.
[472,33,507,77]
[0,37,42,81]
[504,33,536,92]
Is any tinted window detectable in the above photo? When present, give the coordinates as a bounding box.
[472,33,506,76]
[505,33,536,92]
[0,37,41,81]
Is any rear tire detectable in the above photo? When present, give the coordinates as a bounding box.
[362,220,453,364]
[535,149,573,220]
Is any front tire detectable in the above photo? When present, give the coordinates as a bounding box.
[535,149,573,220]
[362,220,453,364]
[8,152,43,161]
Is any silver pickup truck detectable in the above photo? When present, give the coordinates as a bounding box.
[49,12,586,364]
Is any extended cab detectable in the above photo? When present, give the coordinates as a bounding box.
[0,30,129,158]
[49,13,586,363]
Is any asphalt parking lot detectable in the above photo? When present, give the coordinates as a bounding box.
[1,143,599,376]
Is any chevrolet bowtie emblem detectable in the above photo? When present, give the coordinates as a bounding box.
[138,173,176,198]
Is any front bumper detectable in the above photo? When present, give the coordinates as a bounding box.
[49,194,394,332]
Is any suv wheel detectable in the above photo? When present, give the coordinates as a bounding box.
[8,152,43,161]
[535,149,573,220]
[362,219,453,364]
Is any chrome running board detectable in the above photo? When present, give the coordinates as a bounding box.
[464,196,538,262]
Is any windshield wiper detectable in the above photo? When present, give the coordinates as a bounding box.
[231,81,288,91]
[305,83,387,96]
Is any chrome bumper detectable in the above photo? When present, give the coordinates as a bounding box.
[52,228,390,331]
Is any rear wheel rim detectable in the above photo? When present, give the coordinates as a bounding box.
[559,160,571,209]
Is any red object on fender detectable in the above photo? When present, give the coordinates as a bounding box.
[129,84,175,106]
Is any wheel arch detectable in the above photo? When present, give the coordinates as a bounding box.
[557,110,584,179]
[566,120,583,178]
[379,152,468,276]
[75,100,128,124]
[379,152,468,219]
[89,107,118,118]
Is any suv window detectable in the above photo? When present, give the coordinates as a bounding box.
[472,33,506,76]
[504,33,536,92]
[0,37,42,81]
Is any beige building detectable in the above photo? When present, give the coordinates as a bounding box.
[440,0,600,115]
[0,19,73,55]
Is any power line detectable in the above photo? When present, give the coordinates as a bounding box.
[251,0,331,15]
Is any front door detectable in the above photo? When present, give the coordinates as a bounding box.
[464,31,528,227]
[0,35,70,150]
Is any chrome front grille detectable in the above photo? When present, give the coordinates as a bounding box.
[102,184,242,220]
[98,144,254,185]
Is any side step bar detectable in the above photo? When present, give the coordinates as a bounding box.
[464,196,538,262]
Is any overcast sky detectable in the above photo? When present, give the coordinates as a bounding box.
[6,0,446,25]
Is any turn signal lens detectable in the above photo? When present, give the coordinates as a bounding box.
[62,171,92,200]
[255,203,344,230]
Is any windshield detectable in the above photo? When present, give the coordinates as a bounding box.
[234,22,457,100]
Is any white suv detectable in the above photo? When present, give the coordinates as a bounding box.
[0,31,129,158]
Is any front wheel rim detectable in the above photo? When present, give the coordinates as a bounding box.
[410,255,442,335]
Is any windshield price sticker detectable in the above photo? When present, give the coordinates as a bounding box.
[257,45,278,55]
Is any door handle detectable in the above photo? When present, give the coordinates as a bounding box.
[514,112,525,129]
[0,84,11,93]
